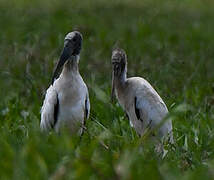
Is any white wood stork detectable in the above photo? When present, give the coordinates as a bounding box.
[111,48,173,142]
[40,31,90,135]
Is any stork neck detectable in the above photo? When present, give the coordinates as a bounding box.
[62,55,79,74]
[114,66,127,86]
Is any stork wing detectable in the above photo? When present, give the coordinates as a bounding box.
[40,85,59,131]
[135,94,173,142]
[80,89,90,137]
[134,85,170,135]
[84,93,90,120]
[135,92,168,123]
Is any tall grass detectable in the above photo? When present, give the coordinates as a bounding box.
[0,0,214,179]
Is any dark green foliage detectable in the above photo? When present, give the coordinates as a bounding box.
[0,0,214,179]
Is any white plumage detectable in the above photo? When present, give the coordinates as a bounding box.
[111,48,173,142]
[40,31,90,135]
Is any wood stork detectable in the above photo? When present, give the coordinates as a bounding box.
[40,31,90,135]
[111,48,173,143]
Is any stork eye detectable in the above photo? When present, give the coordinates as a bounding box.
[72,37,77,42]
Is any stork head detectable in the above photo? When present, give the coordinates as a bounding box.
[111,48,127,102]
[64,31,83,56]
[51,31,83,84]
[111,48,127,76]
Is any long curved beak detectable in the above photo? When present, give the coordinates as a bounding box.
[111,71,116,103]
[51,46,73,84]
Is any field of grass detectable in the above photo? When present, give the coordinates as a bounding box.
[0,0,214,179]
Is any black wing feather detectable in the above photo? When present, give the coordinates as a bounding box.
[52,94,59,128]
[134,97,141,120]
[85,98,88,119]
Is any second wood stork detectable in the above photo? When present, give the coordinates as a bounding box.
[111,48,173,142]
[40,31,90,135]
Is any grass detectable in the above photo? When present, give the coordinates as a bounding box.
[0,0,214,179]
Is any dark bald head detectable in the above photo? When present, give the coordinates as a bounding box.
[51,31,83,84]
[112,48,127,64]
[64,31,83,56]
[111,48,127,77]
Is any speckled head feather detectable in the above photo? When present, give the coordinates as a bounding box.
[112,48,127,64]
[111,48,128,101]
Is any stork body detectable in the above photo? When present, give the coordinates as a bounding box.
[40,31,90,134]
[111,48,173,142]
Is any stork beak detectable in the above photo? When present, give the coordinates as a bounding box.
[111,71,116,103]
[51,45,73,84]
[111,61,120,103]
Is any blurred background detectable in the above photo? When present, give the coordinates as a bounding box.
[0,0,214,179]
